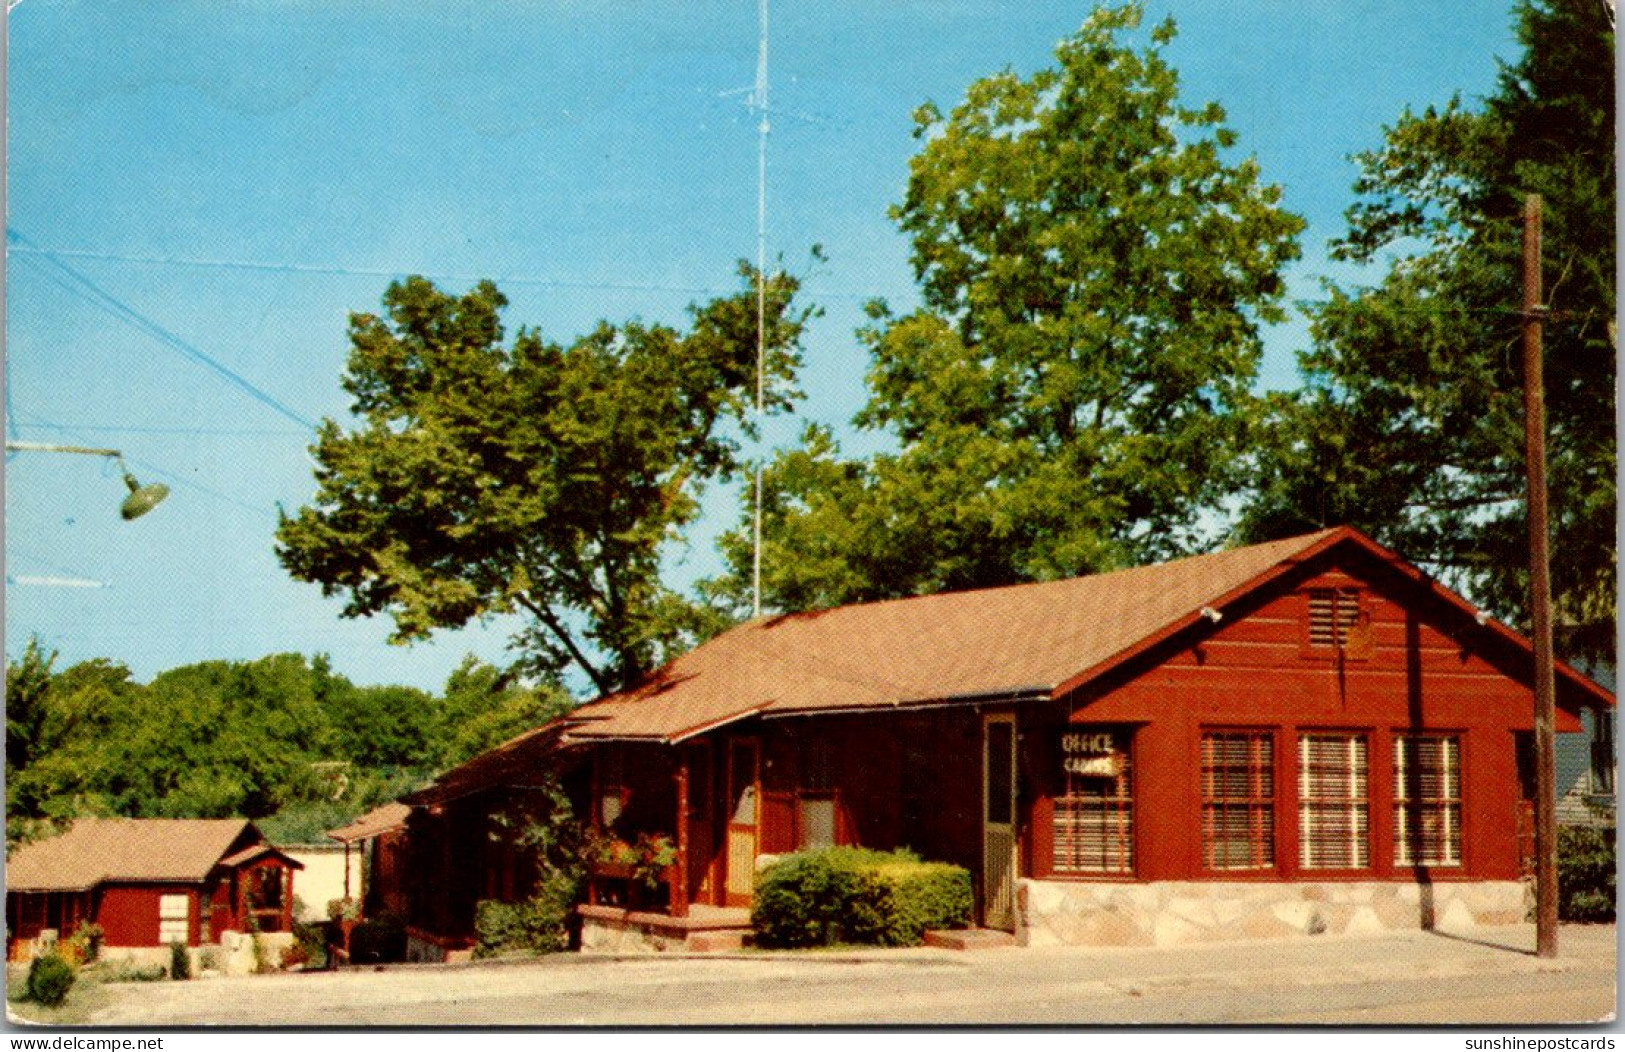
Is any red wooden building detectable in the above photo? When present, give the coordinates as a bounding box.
[397,527,1613,951]
[327,802,411,918]
[5,818,302,959]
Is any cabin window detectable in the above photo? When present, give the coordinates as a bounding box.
[1053,728,1133,874]
[1394,735,1462,867]
[1201,731,1275,870]
[1299,733,1369,869]
[796,738,836,850]
[1307,588,1363,648]
[158,893,190,944]
[599,747,625,829]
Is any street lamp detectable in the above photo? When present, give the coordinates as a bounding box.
[5,441,171,520]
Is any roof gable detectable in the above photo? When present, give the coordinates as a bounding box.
[6,818,259,892]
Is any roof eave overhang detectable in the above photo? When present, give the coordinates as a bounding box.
[761,687,1051,721]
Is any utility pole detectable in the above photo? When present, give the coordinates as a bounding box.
[1521,193,1559,959]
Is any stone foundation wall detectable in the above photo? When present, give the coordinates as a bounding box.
[579,914,688,954]
[1018,879,1530,947]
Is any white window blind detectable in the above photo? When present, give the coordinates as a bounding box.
[158,893,190,944]
[1394,735,1462,867]
[1299,733,1369,869]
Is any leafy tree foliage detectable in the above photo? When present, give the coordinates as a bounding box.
[4,644,570,849]
[710,4,1302,610]
[276,267,810,693]
[1239,0,1615,662]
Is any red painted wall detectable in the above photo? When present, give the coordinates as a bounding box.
[1028,551,1591,884]
[96,884,201,947]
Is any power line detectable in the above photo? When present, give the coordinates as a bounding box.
[8,228,319,431]
[5,241,878,301]
[15,419,308,438]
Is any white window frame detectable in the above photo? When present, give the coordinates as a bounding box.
[158,893,190,945]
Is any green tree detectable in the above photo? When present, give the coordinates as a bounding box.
[276,267,811,693]
[6,646,139,847]
[432,655,573,770]
[6,637,59,779]
[710,4,1303,610]
[1239,0,1614,662]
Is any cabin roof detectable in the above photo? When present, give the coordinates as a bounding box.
[558,526,1612,744]
[7,818,259,892]
[326,802,412,844]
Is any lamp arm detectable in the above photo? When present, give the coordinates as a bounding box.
[5,441,123,458]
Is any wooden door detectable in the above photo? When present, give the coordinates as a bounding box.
[724,738,760,907]
[982,713,1018,931]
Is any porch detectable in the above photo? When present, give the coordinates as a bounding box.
[577,904,753,953]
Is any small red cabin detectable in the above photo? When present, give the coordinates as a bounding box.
[6,818,302,959]
[396,527,1613,951]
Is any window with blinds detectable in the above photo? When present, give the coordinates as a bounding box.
[1299,733,1369,869]
[1053,729,1133,874]
[1394,735,1462,867]
[1308,588,1362,648]
[797,737,836,850]
[1202,731,1275,870]
[158,893,190,945]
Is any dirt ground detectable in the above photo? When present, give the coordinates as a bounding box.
[9,922,1617,1028]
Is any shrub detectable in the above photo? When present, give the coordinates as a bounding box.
[60,922,103,966]
[327,897,362,923]
[752,847,973,949]
[1558,825,1616,922]
[292,919,329,970]
[88,959,168,983]
[473,871,578,959]
[26,953,76,1007]
[197,946,224,974]
[168,940,191,981]
[348,913,408,964]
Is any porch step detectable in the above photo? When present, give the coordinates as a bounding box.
[923,928,1018,951]
[685,929,748,953]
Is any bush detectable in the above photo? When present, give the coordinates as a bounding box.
[292,920,329,970]
[752,847,973,949]
[26,953,76,1007]
[168,940,191,981]
[1558,825,1615,922]
[60,922,103,966]
[473,871,578,959]
[327,897,361,923]
[87,959,168,983]
[348,913,408,964]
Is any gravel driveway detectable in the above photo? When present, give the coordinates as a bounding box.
[21,923,1616,1027]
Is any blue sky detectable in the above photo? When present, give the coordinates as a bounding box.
[5,1,1519,693]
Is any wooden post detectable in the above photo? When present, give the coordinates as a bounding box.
[672,750,692,918]
[1522,193,1559,959]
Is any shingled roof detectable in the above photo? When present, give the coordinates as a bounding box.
[557,526,1612,744]
[327,802,412,844]
[401,526,1611,805]
[558,529,1332,742]
[7,818,258,892]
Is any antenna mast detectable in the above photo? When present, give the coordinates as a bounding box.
[751,0,769,618]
